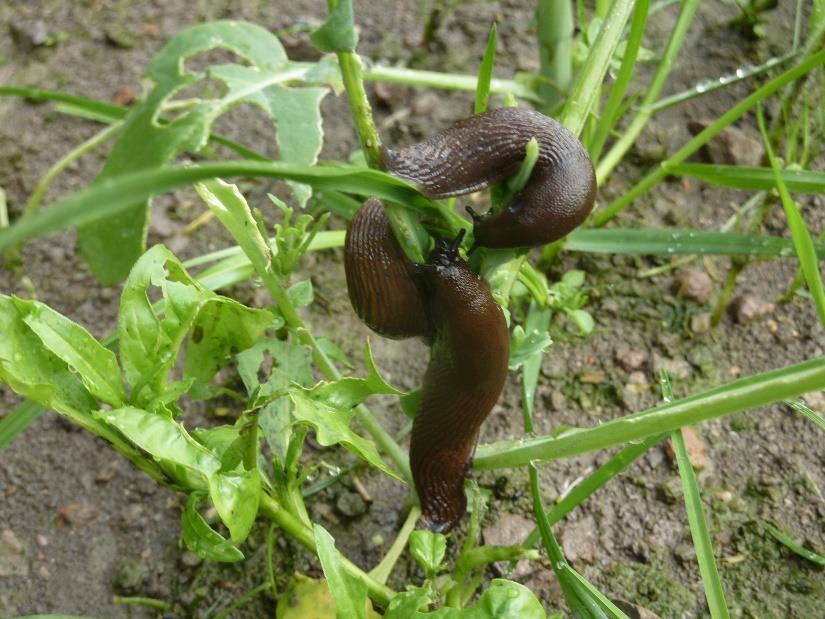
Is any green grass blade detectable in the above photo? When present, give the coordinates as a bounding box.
[758,106,825,327]
[0,400,44,451]
[474,355,825,470]
[566,228,822,258]
[0,161,434,252]
[0,86,126,119]
[535,0,573,112]
[588,0,650,160]
[672,426,730,618]
[474,23,497,114]
[595,0,700,182]
[594,47,825,226]
[560,0,635,136]
[783,399,825,432]
[764,522,825,566]
[664,163,825,193]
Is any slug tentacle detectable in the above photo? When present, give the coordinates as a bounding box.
[384,107,596,249]
[344,198,431,340]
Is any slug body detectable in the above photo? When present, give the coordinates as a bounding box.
[410,240,509,531]
[383,107,597,249]
[343,200,509,531]
[344,198,431,340]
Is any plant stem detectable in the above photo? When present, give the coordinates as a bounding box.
[595,0,700,184]
[259,493,395,606]
[593,47,825,226]
[368,504,421,585]
[559,0,636,136]
[338,51,383,169]
[535,0,573,112]
[113,596,171,610]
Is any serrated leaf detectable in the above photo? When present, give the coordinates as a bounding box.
[0,296,97,419]
[96,406,220,489]
[409,530,446,578]
[13,298,125,407]
[311,0,358,53]
[289,392,401,480]
[314,524,368,619]
[208,468,261,544]
[77,20,333,283]
[182,493,244,563]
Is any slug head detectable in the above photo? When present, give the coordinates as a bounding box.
[426,228,467,268]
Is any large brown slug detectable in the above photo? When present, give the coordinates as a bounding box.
[383,107,597,249]
[343,200,509,531]
[344,198,431,340]
[410,233,509,531]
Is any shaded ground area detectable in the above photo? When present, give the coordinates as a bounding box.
[1,1,823,617]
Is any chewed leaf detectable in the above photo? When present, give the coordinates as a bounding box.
[289,392,402,481]
[77,21,334,283]
[182,493,244,563]
[96,406,220,489]
[236,337,314,397]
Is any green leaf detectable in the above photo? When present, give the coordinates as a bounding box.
[0,296,97,420]
[509,325,553,371]
[76,20,332,283]
[764,522,825,566]
[287,279,314,308]
[96,406,220,489]
[663,163,825,193]
[311,0,358,53]
[384,579,545,618]
[566,308,594,335]
[12,298,125,407]
[236,337,314,396]
[409,530,446,579]
[289,392,402,481]
[181,493,244,562]
[314,524,368,619]
[400,388,422,419]
[208,469,261,544]
[118,245,206,405]
[184,297,274,382]
[191,425,245,471]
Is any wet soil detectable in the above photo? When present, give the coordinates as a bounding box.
[1,1,824,618]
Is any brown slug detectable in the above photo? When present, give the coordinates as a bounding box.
[382,107,597,249]
[343,200,509,531]
[344,198,431,340]
[410,232,509,531]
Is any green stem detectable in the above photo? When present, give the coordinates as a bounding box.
[113,596,171,610]
[559,0,636,136]
[595,0,700,184]
[368,504,421,585]
[338,51,383,169]
[710,260,743,326]
[259,494,395,606]
[593,47,825,226]
[535,0,573,112]
[362,65,540,103]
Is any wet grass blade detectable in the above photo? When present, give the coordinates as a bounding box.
[0,400,44,451]
[783,399,825,432]
[0,161,433,252]
[664,163,825,193]
[764,522,825,566]
[566,228,823,258]
[758,106,825,327]
[662,371,730,619]
[474,23,497,114]
[474,355,825,470]
[594,47,825,225]
[560,0,635,136]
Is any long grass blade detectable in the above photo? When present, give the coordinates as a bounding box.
[474,355,825,470]
[783,399,825,432]
[594,47,825,225]
[757,105,825,327]
[664,163,825,193]
[566,228,823,258]
[764,522,825,566]
[474,23,497,114]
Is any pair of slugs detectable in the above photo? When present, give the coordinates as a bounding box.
[344,107,596,532]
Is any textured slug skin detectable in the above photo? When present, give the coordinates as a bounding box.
[410,241,510,531]
[344,198,431,340]
[383,107,597,249]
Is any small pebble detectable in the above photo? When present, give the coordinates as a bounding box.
[57,502,100,526]
[614,347,647,372]
[731,294,775,323]
[673,269,713,304]
[665,426,707,471]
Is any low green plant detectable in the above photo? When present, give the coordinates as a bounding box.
[1,0,824,616]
